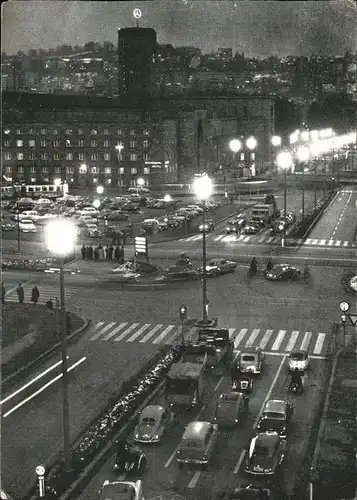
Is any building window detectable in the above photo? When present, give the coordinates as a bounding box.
[41,128,47,135]
[79,164,87,174]
[105,167,112,174]
[143,129,149,135]
[41,140,47,147]
[41,152,48,160]
[91,166,98,174]
[104,153,111,161]
[91,153,98,161]
[106,178,112,184]
[17,153,24,160]
[78,139,85,147]
[78,128,84,135]
[29,140,36,147]
[53,140,60,147]
[28,128,35,135]
[240,152,245,161]
[43,177,49,183]
[251,152,255,160]
[18,166,24,174]
[66,153,73,161]
[91,129,98,135]
[103,140,110,147]
[117,128,123,135]
[91,140,97,147]
[5,165,12,173]
[103,128,109,135]
[129,129,135,136]
[55,167,61,174]
[4,152,12,160]
[53,129,59,135]
[143,153,149,161]
[29,152,35,160]
[130,179,135,186]
[117,140,124,148]
[54,152,60,160]
[119,167,124,175]
[30,166,36,173]
[42,166,48,173]
[130,140,136,148]
[67,167,74,174]
[143,140,149,148]
[78,153,85,161]
[4,140,11,147]
[131,167,137,174]
[65,129,72,135]
[4,129,10,135]
[66,139,72,147]
[143,167,150,175]
[16,140,23,147]
[16,129,22,135]
[130,153,137,161]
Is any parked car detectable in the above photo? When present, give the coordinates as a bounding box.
[255,400,293,438]
[83,225,102,238]
[245,431,286,476]
[134,405,173,443]
[214,392,249,427]
[198,258,237,277]
[19,219,37,233]
[104,211,129,221]
[287,349,309,371]
[265,264,301,281]
[77,207,99,216]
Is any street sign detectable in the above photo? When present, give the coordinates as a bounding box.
[339,301,350,312]
[35,465,45,476]
[133,8,141,19]
[134,236,148,255]
[35,464,46,498]
[347,314,357,326]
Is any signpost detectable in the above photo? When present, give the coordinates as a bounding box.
[179,305,188,345]
[35,464,46,498]
[133,8,141,27]
[134,236,148,267]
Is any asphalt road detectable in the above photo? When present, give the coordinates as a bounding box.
[308,188,356,242]
[76,355,328,500]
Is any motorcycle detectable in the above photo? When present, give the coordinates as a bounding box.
[232,376,253,393]
[113,447,146,476]
[288,380,303,394]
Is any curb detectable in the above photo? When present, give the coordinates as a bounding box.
[2,315,91,389]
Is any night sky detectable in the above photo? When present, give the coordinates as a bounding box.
[2,0,356,57]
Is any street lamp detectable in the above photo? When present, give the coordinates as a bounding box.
[96,185,104,195]
[246,136,257,176]
[276,151,293,247]
[54,178,62,195]
[271,136,282,180]
[44,219,77,473]
[296,146,310,217]
[192,173,213,324]
[137,177,145,194]
[228,139,242,198]
[115,144,124,192]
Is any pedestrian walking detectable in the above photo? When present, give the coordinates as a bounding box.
[108,245,114,261]
[104,245,109,261]
[31,285,40,305]
[85,245,90,260]
[17,283,25,304]
[114,245,120,262]
[119,245,125,265]
[94,246,99,261]
[98,244,104,260]
[266,258,273,272]
[88,245,93,260]
[81,244,86,260]
[2,283,6,304]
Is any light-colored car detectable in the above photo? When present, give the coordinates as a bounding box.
[198,258,236,277]
[98,480,144,500]
[19,219,37,233]
[236,347,264,374]
[84,224,102,237]
[77,207,99,216]
[176,421,218,467]
[134,405,173,443]
[288,349,309,371]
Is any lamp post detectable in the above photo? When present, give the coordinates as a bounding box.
[192,174,213,325]
[271,136,281,180]
[115,144,124,192]
[44,219,77,473]
[276,151,293,247]
[246,136,257,176]
[229,139,242,200]
[136,177,145,195]
[296,146,310,217]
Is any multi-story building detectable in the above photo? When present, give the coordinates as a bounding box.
[2,91,274,190]
[118,27,157,96]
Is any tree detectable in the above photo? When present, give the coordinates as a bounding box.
[274,97,301,136]
[305,94,356,133]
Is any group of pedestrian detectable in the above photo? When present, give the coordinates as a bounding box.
[81,244,125,263]
[15,284,40,304]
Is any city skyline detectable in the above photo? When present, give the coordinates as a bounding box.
[2,0,356,57]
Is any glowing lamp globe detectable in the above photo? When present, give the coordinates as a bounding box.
[276,151,293,170]
[246,136,257,150]
[192,174,213,200]
[229,139,242,153]
[44,219,77,256]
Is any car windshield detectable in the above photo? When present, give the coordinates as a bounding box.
[242,355,256,362]
[100,483,136,500]
[265,412,284,420]
[255,444,273,457]
[290,352,305,360]
[21,220,33,224]
[207,260,217,266]
[141,417,156,426]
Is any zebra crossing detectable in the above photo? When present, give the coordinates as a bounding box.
[5,283,82,304]
[180,233,355,248]
[88,321,328,355]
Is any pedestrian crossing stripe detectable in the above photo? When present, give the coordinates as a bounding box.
[88,322,328,355]
[5,284,82,304]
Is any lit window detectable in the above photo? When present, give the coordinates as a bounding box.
[93,177,98,183]
[78,128,84,135]
[67,167,74,173]
[4,140,11,147]
[4,152,11,160]
[43,177,49,182]
[131,167,137,174]
[118,140,124,147]
[119,167,124,174]
[4,129,10,135]
[41,128,47,135]
[91,129,97,135]
[240,152,245,161]
[104,153,111,161]
[17,153,24,160]
[78,139,85,147]
[129,129,135,136]
[54,153,60,160]
[143,140,149,148]
[18,166,24,174]
[103,140,110,147]
[5,166,12,173]
[53,129,59,135]
[41,140,47,147]
[78,153,85,161]
[251,152,255,160]
[16,129,22,135]
[117,129,123,135]
[91,140,97,147]
[66,153,73,160]
[41,152,48,160]
[144,167,150,174]
[30,166,36,173]
[65,129,72,135]
[79,164,87,174]
[29,140,36,147]
[91,166,98,174]
[143,129,149,135]
[91,153,98,160]
[130,140,136,148]
[143,153,149,161]
[105,167,112,174]
[55,167,61,174]
[16,140,23,147]
[66,140,72,147]
[29,153,35,160]
[42,166,48,173]
[28,128,34,135]
[103,128,109,135]
[53,140,60,147]
[130,153,137,161]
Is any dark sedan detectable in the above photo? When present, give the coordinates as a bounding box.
[245,431,286,476]
[198,219,215,232]
[102,211,129,221]
[255,399,293,439]
[2,223,16,232]
[228,484,285,500]
[265,264,301,281]
[163,265,200,281]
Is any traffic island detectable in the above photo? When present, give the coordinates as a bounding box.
[341,272,357,294]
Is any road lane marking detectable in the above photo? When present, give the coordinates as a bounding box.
[188,471,201,489]
[245,328,260,347]
[214,234,225,241]
[214,377,224,392]
[153,325,176,344]
[271,330,286,350]
[313,333,326,354]
[328,240,334,246]
[139,324,163,343]
[228,328,236,339]
[3,357,86,418]
[114,323,140,342]
[234,328,248,348]
[285,330,299,351]
[233,354,287,474]
[126,324,151,342]
[0,358,67,405]
[259,329,274,349]
[320,239,326,245]
[343,241,349,247]
[89,322,116,341]
[300,331,312,350]
[103,322,128,341]
[335,241,341,246]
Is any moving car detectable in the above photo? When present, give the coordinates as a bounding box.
[19,219,37,233]
[255,399,293,439]
[98,480,144,500]
[164,265,199,281]
[236,347,264,375]
[198,219,215,232]
[2,223,15,232]
[103,210,129,221]
[214,392,249,427]
[265,264,301,281]
[113,443,146,475]
[77,206,99,216]
[176,421,218,467]
[198,258,237,277]
[83,224,102,238]
[134,405,173,443]
[244,222,260,234]
[245,431,286,476]
[228,484,284,500]
[288,349,309,371]
[225,218,246,234]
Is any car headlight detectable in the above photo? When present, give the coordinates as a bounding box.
[153,434,160,440]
